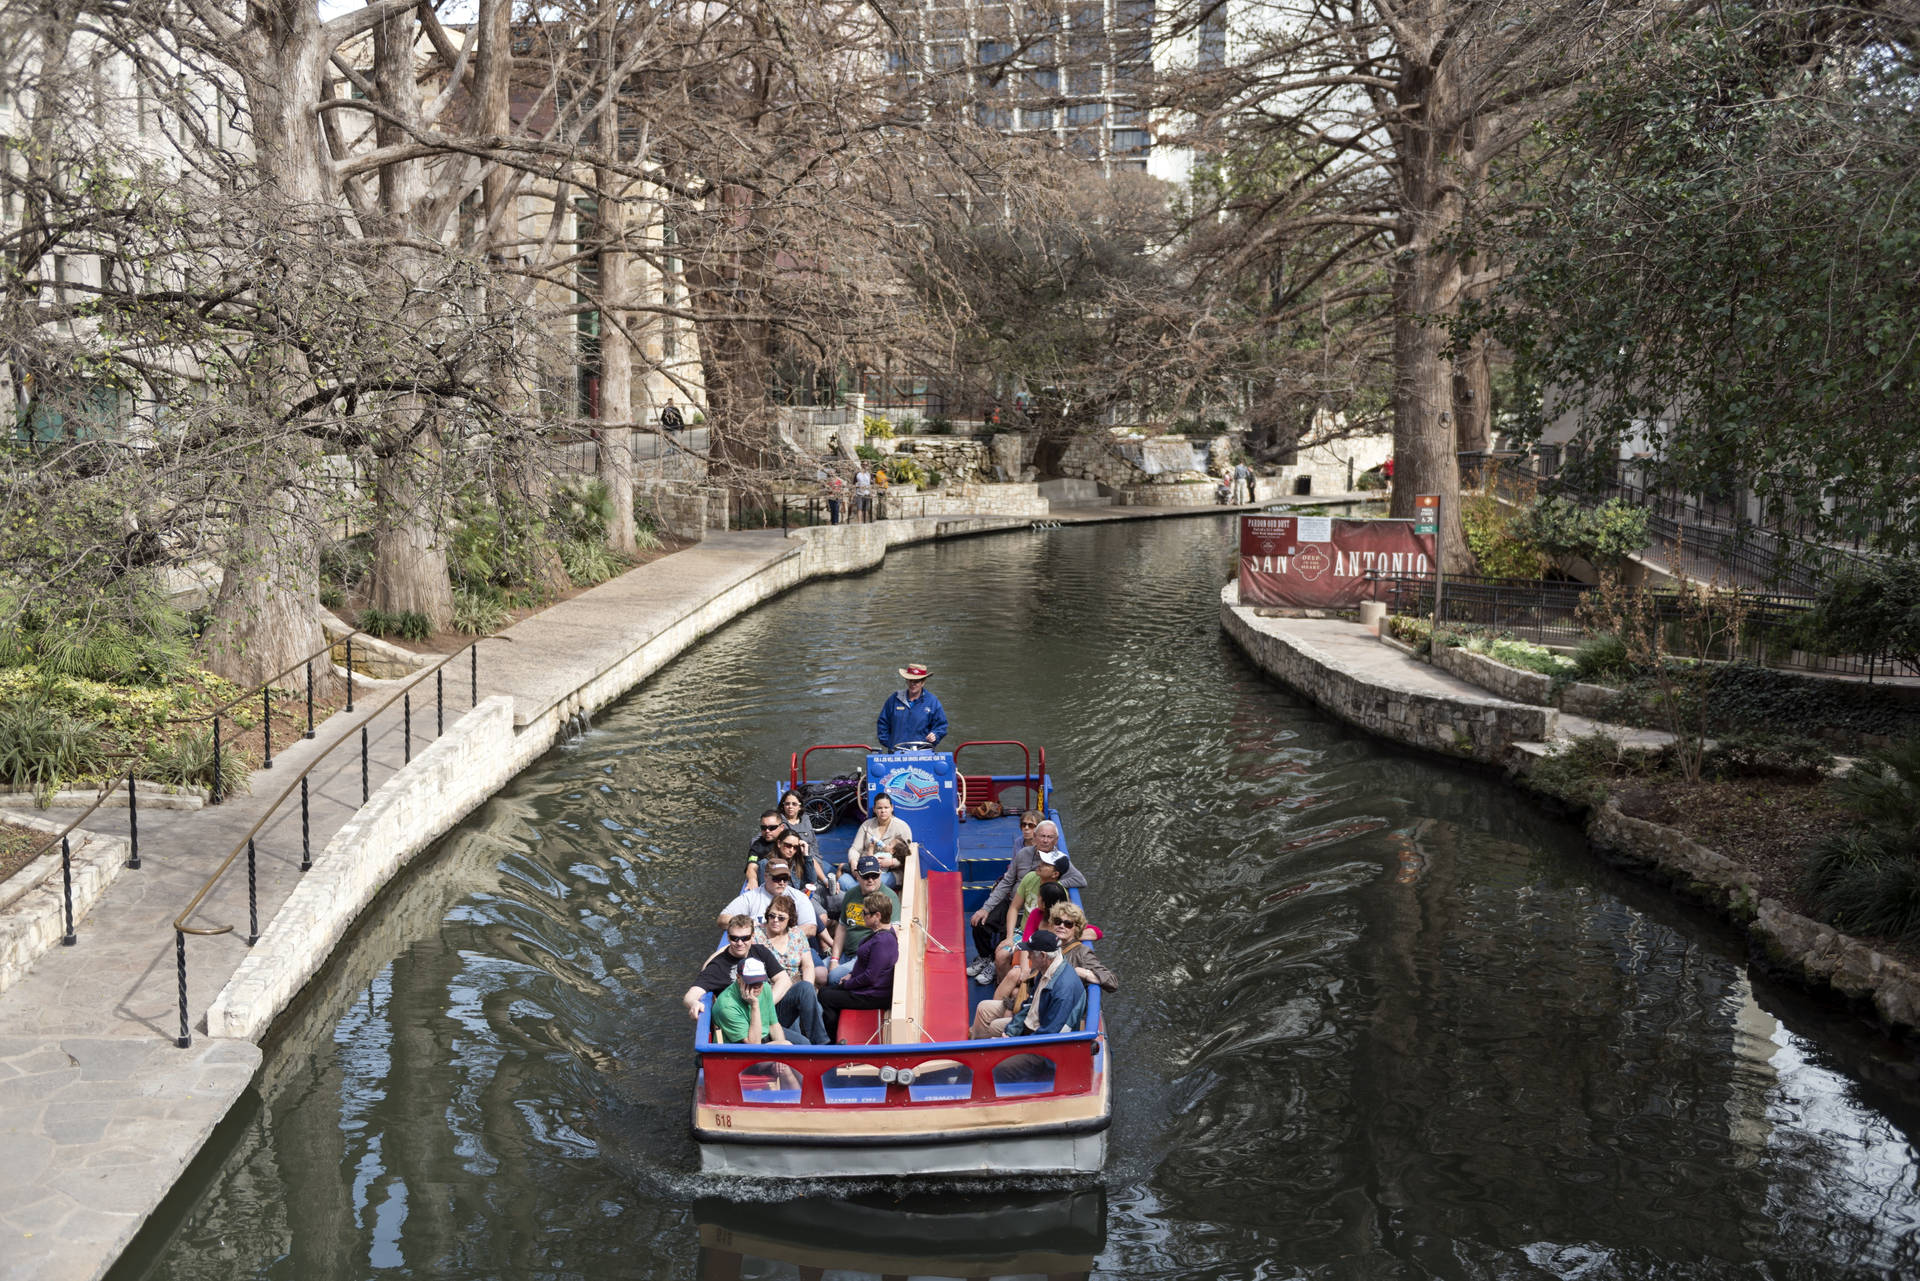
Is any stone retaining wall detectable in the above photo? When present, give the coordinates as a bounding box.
[1220,591,1554,762]
[884,483,1049,519]
[1588,801,1920,1037]
[1432,643,1557,706]
[0,812,132,996]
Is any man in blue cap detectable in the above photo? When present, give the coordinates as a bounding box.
[877,662,947,750]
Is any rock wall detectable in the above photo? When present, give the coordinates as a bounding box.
[1220,591,1555,762]
[893,436,991,481]
[884,483,1049,519]
[1432,643,1557,706]
[0,812,132,997]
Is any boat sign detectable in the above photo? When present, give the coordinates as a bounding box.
[881,765,942,809]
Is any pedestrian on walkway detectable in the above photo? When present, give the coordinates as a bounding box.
[855,464,874,522]
[660,398,685,435]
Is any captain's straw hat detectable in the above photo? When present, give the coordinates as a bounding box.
[899,663,931,681]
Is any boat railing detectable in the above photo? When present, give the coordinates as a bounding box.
[695,985,1104,1108]
[951,740,1037,811]
[791,742,875,787]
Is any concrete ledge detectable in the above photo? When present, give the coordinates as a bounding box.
[0,812,132,996]
[1221,589,1554,763]
[1586,799,1920,1038]
[206,698,518,1040]
[1431,642,1557,706]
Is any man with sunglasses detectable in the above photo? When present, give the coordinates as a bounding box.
[822,856,900,986]
[778,832,840,924]
[744,808,802,890]
[682,914,827,1044]
[968,818,1086,984]
[719,860,821,940]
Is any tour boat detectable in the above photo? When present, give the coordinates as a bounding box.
[691,742,1111,1177]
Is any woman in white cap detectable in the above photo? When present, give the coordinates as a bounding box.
[876,662,947,750]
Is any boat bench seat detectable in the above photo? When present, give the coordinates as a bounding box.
[836,1008,884,1045]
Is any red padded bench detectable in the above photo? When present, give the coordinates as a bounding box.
[921,872,971,1041]
[836,1008,883,1045]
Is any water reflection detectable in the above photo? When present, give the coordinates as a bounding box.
[121,518,1920,1280]
[694,1189,1105,1281]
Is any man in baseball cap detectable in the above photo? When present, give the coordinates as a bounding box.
[711,956,788,1045]
[876,662,947,750]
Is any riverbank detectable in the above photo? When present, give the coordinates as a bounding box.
[1219,588,1920,1042]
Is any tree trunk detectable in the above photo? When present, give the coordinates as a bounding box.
[1453,332,1492,454]
[595,67,637,557]
[203,480,337,694]
[370,431,454,629]
[1390,262,1472,573]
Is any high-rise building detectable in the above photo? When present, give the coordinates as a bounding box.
[893,1,1159,175]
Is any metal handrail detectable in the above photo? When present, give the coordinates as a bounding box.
[168,633,512,1047]
[14,753,146,947]
[165,628,368,726]
[794,743,874,787]
[952,740,1035,810]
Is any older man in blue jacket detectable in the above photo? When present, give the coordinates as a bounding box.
[876,662,947,749]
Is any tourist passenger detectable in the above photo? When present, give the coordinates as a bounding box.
[719,860,821,939]
[745,807,800,888]
[839,792,913,890]
[876,662,947,750]
[776,790,820,862]
[756,894,828,1043]
[1050,902,1117,993]
[972,929,1085,1038]
[711,957,788,1045]
[777,830,838,923]
[970,820,1084,984]
[682,913,825,1045]
[995,851,1069,982]
[823,857,900,985]
[820,891,898,1040]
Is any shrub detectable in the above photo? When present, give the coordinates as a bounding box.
[318,582,345,610]
[1519,496,1650,567]
[550,479,616,544]
[1799,740,1920,946]
[856,443,883,462]
[1527,731,1660,811]
[862,414,894,439]
[1356,468,1386,492]
[689,411,705,425]
[926,416,954,435]
[1466,634,1576,677]
[451,589,512,636]
[1701,732,1834,783]
[560,538,621,587]
[358,608,431,642]
[1386,614,1432,649]
[0,596,192,688]
[924,469,943,489]
[1460,490,1548,579]
[1572,632,1634,681]
[144,727,252,797]
[0,699,111,789]
[1801,561,1920,668]
[883,456,927,486]
[895,414,922,435]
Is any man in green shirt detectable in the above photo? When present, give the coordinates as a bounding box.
[711,957,789,1045]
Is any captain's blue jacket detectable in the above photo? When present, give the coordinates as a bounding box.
[876,687,947,749]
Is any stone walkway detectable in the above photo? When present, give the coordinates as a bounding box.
[0,531,798,1281]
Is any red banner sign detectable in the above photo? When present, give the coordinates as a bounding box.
[1237,514,1435,607]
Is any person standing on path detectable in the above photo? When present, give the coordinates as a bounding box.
[877,662,946,750]
[1233,460,1253,504]
[854,464,874,522]
[660,398,685,436]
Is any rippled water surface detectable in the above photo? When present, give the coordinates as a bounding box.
[125,517,1920,1279]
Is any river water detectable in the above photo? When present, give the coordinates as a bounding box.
[121,516,1920,1279]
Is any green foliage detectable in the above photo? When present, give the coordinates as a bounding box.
[883,456,927,486]
[0,698,110,789]
[1700,732,1834,784]
[550,479,616,544]
[1464,633,1575,678]
[1803,562,1920,668]
[560,538,621,587]
[358,608,431,642]
[926,416,954,435]
[319,536,371,597]
[1801,741,1920,946]
[1481,16,1920,553]
[1385,614,1432,649]
[451,588,511,636]
[856,444,883,462]
[1460,490,1548,578]
[0,595,192,688]
[862,414,894,439]
[1573,632,1633,681]
[1527,731,1659,812]
[318,582,345,610]
[1356,468,1387,492]
[143,727,251,796]
[924,469,943,489]
[1516,496,1649,568]
[895,415,922,435]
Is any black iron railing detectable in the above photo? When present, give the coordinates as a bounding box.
[169,634,511,1048]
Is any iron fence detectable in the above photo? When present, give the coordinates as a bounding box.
[1371,572,1907,680]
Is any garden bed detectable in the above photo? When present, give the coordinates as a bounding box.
[1,819,40,883]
